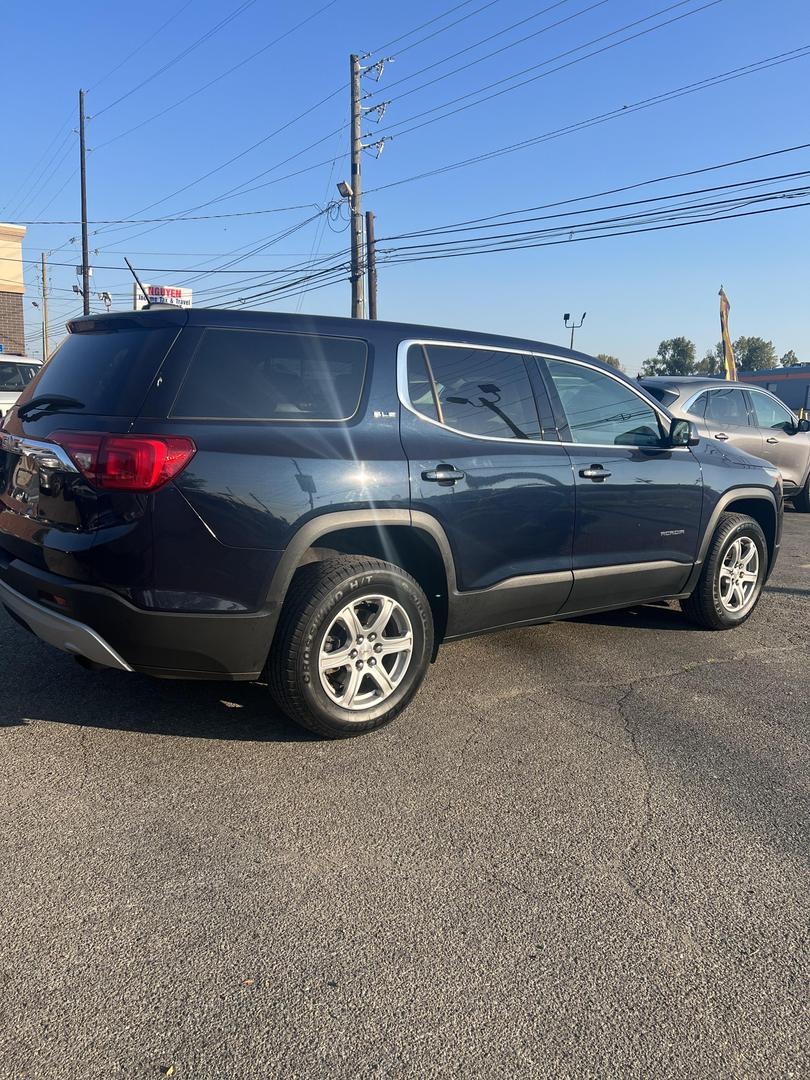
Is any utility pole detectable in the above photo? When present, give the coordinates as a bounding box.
[78,89,90,316]
[40,252,49,360]
[365,211,378,319]
[563,311,586,350]
[349,54,365,319]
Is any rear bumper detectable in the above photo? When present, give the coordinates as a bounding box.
[0,558,278,680]
[0,579,133,672]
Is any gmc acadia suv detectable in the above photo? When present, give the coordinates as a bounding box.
[0,309,783,737]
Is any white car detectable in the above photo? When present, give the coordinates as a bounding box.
[0,356,41,419]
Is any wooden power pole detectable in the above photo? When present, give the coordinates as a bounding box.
[365,211,378,319]
[349,54,365,319]
[40,252,49,360]
[78,89,90,316]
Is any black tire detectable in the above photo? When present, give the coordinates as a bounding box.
[268,556,433,738]
[680,512,768,630]
[792,476,810,513]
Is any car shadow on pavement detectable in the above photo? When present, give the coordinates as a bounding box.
[0,625,316,741]
[764,584,810,598]
[571,601,701,633]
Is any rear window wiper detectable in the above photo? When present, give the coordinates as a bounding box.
[17,395,85,420]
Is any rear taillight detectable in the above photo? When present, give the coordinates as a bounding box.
[48,431,196,492]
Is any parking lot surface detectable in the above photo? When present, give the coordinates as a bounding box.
[1,514,808,1080]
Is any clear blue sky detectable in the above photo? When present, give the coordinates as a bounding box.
[4,0,809,371]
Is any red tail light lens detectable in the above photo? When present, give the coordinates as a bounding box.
[48,432,196,492]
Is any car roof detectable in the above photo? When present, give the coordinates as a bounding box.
[66,306,643,385]
[638,376,727,395]
[0,355,41,365]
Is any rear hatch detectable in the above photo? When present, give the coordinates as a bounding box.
[0,311,187,582]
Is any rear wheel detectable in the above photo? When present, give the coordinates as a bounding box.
[681,512,767,630]
[269,556,433,738]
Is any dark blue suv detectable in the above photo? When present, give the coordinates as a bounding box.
[0,309,782,737]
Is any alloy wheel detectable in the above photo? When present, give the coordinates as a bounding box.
[718,536,760,614]
[319,595,414,711]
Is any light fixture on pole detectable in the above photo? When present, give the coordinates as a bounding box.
[563,311,586,350]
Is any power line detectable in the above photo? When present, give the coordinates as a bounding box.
[11,203,325,225]
[371,0,606,100]
[377,184,810,256]
[91,0,261,119]
[375,167,810,243]
[373,0,506,60]
[0,109,74,217]
[366,46,810,194]
[88,0,196,91]
[6,129,75,220]
[92,0,341,151]
[373,0,725,142]
[365,0,500,57]
[376,194,810,265]
[9,167,806,276]
[90,92,347,247]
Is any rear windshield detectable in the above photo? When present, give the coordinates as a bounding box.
[23,326,178,416]
[171,328,367,421]
[0,361,39,392]
[642,385,679,407]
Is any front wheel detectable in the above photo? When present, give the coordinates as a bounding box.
[268,556,434,738]
[792,475,810,513]
[680,512,768,630]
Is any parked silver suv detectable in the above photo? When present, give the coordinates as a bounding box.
[641,377,810,511]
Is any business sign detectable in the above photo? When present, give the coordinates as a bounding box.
[133,283,192,310]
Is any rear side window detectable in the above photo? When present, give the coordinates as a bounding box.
[0,362,39,391]
[24,328,177,416]
[172,329,367,421]
[405,343,541,440]
[686,392,708,419]
[705,388,750,426]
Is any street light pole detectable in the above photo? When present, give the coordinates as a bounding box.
[564,311,586,350]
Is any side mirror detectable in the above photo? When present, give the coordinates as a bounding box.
[669,418,700,447]
[794,417,810,434]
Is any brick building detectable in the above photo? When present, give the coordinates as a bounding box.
[0,223,26,355]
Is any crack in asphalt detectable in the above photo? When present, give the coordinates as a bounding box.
[616,685,655,903]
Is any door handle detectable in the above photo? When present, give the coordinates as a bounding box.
[714,433,729,441]
[579,465,612,481]
[422,464,465,485]
[765,437,779,444]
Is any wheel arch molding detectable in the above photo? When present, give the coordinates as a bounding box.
[684,485,780,594]
[266,509,457,645]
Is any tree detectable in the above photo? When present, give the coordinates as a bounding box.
[732,335,778,371]
[640,337,697,377]
[697,342,724,376]
[597,353,623,371]
[780,349,800,368]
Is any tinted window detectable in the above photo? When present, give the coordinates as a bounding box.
[173,329,367,421]
[686,392,708,419]
[546,360,663,446]
[406,344,439,422]
[750,392,794,431]
[705,388,750,426]
[407,344,541,440]
[23,328,177,416]
[0,362,39,392]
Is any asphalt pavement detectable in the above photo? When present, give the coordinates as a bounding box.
[1,513,808,1080]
